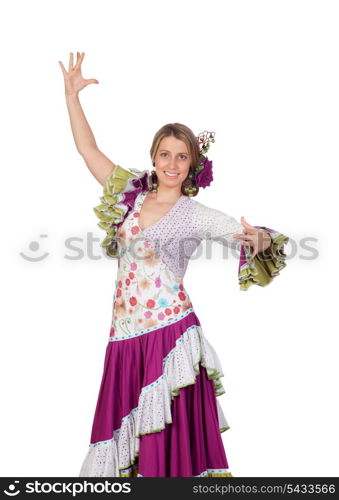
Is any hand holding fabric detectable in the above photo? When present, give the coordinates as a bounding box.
[232,216,273,259]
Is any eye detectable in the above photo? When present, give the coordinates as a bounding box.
[160,152,168,157]
[179,154,187,160]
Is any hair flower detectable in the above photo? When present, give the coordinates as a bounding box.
[196,156,214,188]
[195,130,215,189]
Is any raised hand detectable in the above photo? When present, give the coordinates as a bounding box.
[232,216,272,258]
[58,52,99,96]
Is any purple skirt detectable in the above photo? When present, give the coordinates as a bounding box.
[79,309,233,477]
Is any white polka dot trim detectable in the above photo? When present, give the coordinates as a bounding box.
[79,324,229,477]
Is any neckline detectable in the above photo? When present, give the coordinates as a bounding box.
[137,190,185,233]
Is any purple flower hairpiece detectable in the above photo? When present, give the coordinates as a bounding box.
[195,131,215,189]
[196,156,214,188]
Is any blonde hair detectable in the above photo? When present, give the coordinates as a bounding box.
[150,123,201,170]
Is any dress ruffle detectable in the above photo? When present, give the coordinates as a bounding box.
[238,226,289,291]
[135,323,228,438]
[93,165,150,258]
[79,315,231,477]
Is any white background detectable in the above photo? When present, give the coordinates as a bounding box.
[1,0,338,477]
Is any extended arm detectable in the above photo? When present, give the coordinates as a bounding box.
[195,201,289,291]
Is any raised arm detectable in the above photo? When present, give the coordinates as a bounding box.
[59,51,116,186]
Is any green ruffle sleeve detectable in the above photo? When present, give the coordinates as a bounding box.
[93,165,150,258]
[238,228,289,291]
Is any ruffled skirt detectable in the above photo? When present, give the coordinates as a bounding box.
[79,309,233,477]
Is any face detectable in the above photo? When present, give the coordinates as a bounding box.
[153,136,191,189]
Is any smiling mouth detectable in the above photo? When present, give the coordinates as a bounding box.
[164,171,180,177]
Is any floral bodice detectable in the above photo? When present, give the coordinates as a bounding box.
[111,192,195,338]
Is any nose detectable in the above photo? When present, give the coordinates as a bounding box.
[167,158,179,171]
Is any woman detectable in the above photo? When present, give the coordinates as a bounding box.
[59,52,289,477]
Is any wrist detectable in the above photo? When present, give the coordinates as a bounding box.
[65,91,79,100]
[257,229,273,253]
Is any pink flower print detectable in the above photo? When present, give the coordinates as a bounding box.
[114,298,126,317]
[125,278,131,286]
[131,226,140,235]
[133,212,140,217]
[144,310,153,318]
[146,299,155,308]
[182,300,191,312]
[179,284,184,291]
[173,306,180,314]
[118,280,122,288]
[155,276,162,288]
[116,288,122,298]
[130,262,137,271]
[178,291,186,301]
[165,308,172,316]
[129,272,135,280]
[158,312,165,320]
[129,296,137,306]
[144,241,150,248]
